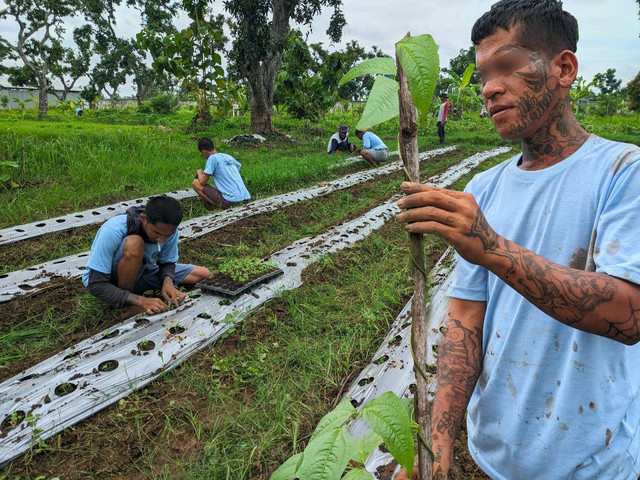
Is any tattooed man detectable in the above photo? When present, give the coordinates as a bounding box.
[396,1,640,478]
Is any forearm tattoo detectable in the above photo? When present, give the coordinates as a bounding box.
[433,318,482,439]
[465,210,640,344]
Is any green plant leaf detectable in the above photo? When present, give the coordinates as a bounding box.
[395,34,440,121]
[297,427,354,480]
[461,63,475,90]
[361,391,415,474]
[343,468,374,480]
[351,430,383,464]
[356,76,399,130]
[270,452,303,480]
[311,397,356,441]
[339,57,397,85]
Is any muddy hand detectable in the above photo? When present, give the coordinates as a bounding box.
[139,297,168,315]
[396,182,499,266]
[162,284,185,308]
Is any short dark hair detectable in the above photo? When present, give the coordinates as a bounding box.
[355,129,364,137]
[145,195,183,226]
[197,137,215,151]
[471,0,578,58]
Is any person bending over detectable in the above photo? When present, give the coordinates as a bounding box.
[193,137,251,208]
[355,129,389,167]
[83,196,211,319]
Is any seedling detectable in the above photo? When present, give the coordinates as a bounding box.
[217,257,277,283]
[139,339,151,348]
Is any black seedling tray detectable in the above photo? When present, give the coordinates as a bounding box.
[196,267,284,297]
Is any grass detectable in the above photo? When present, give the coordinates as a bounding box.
[0,108,506,227]
[1,147,506,378]
[3,148,513,480]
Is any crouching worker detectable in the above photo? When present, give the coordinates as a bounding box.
[82,196,211,319]
[355,129,389,167]
[327,125,355,154]
[193,137,251,208]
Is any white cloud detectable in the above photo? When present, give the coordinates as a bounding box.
[1,0,638,95]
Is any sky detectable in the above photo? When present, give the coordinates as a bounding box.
[1,0,638,96]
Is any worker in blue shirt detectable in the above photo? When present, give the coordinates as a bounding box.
[355,129,389,167]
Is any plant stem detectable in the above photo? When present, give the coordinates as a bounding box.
[396,32,433,480]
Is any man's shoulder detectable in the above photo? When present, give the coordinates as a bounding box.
[587,136,640,167]
[465,152,516,193]
[95,215,127,243]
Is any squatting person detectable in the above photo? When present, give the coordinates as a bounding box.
[83,196,211,319]
[355,129,390,167]
[396,1,640,478]
[327,124,355,154]
[193,137,251,208]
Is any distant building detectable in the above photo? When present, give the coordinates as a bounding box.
[0,85,82,109]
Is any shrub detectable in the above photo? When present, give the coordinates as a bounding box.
[148,94,178,114]
[137,102,153,114]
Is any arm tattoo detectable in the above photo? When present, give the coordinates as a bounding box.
[434,318,482,438]
[465,210,640,344]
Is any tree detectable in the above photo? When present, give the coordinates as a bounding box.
[49,25,93,101]
[138,2,225,127]
[448,46,477,84]
[223,0,346,133]
[593,68,622,95]
[0,0,83,116]
[627,71,640,115]
[83,0,177,105]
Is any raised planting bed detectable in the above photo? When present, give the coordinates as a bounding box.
[196,266,284,297]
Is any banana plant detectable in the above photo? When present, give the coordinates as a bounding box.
[445,62,475,118]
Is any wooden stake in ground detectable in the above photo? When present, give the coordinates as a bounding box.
[396,33,433,480]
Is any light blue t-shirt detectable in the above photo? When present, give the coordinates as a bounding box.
[81,215,179,287]
[448,136,640,479]
[362,131,387,150]
[204,152,251,203]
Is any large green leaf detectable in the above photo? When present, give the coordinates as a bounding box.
[356,76,399,130]
[270,453,303,480]
[311,397,356,441]
[351,430,383,464]
[297,427,354,480]
[361,392,415,474]
[395,34,440,121]
[461,63,475,90]
[343,468,374,480]
[339,57,397,85]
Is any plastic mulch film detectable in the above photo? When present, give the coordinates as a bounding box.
[0,146,501,467]
[0,148,403,245]
[0,188,197,246]
[339,249,454,477]
[0,146,494,303]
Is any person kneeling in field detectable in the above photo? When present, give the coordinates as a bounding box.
[355,129,390,167]
[192,137,251,208]
[83,196,211,319]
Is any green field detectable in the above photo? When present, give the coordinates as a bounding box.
[1,108,638,479]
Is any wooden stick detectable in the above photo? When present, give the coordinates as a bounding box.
[396,32,433,480]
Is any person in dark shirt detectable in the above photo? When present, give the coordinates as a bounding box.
[327,125,355,154]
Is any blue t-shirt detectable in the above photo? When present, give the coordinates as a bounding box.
[362,131,387,150]
[204,152,251,203]
[81,215,179,287]
[448,136,640,479]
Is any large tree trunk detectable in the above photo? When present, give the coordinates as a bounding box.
[245,0,292,134]
[248,71,275,133]
[38,78,49,117]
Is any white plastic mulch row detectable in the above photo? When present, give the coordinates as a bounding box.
[0,149,499,468]
[0,150,399,246]
[343,249,453,478]
[0,146,501,303]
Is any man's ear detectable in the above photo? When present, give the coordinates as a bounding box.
[140,212,146,224]
[554,50,579,89]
